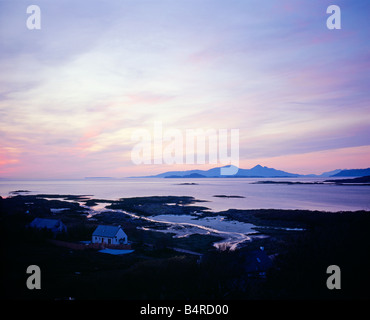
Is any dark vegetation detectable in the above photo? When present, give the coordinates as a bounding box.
[1,194,369,300]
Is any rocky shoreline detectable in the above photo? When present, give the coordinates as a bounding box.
[1,192,370,299]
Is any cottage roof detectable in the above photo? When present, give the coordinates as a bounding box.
[29,218,64,229]
[92,225,122,238]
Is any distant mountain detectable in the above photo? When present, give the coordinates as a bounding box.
[331,168,370,177]
[317,169,343,177]
[165,173,207,178]
[141,169,208,178]
[325,175,370,184]
[240,164,299,177]
[142,164,300,178]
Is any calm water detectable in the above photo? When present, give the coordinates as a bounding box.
[1,177,369,212]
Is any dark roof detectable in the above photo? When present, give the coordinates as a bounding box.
[244,249,273,273]
[29,218,65,230]
[92,225,122,238]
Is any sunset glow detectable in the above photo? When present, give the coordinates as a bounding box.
[1,0,369,179]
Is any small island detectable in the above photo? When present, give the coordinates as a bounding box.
[252,175,370,186]
[213,195,245,198]
[325,175,370,185]
[9,190,31,194]
[175,182,199,185]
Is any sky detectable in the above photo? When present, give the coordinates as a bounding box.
[0,0,369,178]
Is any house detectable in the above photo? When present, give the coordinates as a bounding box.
[29,218,67,235]
[92,225,128,245]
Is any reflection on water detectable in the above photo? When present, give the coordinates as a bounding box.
[141,214,256,251]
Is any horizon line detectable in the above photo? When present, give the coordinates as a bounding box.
[1,164,369,181]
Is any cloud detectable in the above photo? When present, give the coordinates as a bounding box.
[0,0,369,178]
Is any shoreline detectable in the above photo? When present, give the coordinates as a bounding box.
[2,192,370,299]
[2,193,369,251]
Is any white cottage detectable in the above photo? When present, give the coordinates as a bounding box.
[92,225,128,245]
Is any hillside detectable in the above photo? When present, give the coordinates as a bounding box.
[331,168,370,177]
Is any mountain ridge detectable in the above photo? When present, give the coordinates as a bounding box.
[132,165,370,178]
[135,164,303,178]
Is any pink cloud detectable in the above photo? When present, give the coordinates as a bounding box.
[241,145,370,175]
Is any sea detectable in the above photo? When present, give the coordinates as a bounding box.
[1,177,369,250]
[1,177,369,212]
